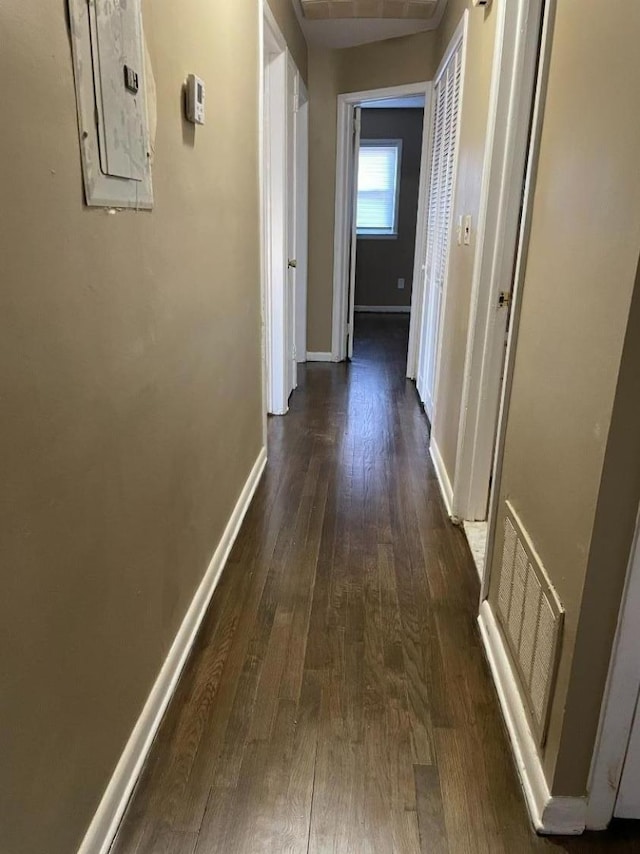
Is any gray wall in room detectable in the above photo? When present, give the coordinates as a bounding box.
[355,108,424,309]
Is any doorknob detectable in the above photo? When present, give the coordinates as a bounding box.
[288,259,297,268]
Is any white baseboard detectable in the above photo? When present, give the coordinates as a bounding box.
[478,601,587,835]
[77,447,268,854]
[305,351,334,362]
[429,438,454,519]
[354,305,411,314]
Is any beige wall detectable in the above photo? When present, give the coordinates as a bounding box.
[340,30,438,94]
[430,0,497,484]
[306,30,439,353]
[356,108,424,309]
[267,0,308,80]
[307,46,342,353]
[487,0,640,795]
[0,2,264,853]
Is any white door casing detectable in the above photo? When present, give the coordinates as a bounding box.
[287,56,298,392]
[295,82,309,364]
[347,107,362,360]
[406,102,435,380]
[331,82,431,364]
[451,0,545,524]
[262,5,304,414]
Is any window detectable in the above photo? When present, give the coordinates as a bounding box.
[356,140,402,237]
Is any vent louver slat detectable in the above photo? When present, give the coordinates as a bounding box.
[496,502,564,746]
[300,0,439,20]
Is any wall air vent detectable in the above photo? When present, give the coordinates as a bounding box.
[496,501,564,746]
[300,0,440,20]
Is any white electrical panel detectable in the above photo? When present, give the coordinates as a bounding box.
[185,74,206,125]
[68,0,154,208]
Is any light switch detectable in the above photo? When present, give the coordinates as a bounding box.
[457,215,463,246]
[398,278,405,290]
[463,215,472,246]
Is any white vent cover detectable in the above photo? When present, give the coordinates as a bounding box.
[496,502,564,746]
[300,0,439,20]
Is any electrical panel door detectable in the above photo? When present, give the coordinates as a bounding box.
[89,0,147,181]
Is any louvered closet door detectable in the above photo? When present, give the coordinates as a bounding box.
[417,37,464,421]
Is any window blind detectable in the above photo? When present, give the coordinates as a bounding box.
[356,142,401,235]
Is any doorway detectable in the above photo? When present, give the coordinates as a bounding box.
[262,5,308,417]
[331,82,432,375]
[350,100,425,366]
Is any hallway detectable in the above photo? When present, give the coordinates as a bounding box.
[112,316,640,854]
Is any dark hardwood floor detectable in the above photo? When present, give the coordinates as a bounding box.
[111,313,640,853]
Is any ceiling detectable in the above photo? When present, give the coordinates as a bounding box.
[293,0,448,49]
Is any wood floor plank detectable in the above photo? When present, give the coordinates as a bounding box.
[415,764,450,854]
[112,315,640,854]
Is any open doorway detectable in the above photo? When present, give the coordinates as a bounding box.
[331,82,432,377]
[350,99,425,368]
[261,5,308,417]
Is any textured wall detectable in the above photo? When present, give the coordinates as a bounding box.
[0,2,264,851]
[487,0,640,795]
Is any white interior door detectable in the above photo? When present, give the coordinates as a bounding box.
[347,106,362,360]
[295,83,309,364]
[262,12,300,415]
[286,58,298,393]
[416,35,464,421]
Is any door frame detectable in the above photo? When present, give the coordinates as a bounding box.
[586,504,640,829]
[346,106,362,360]
[294,76,309,366]
[482,0,555,599]
[331,81,432,364]
[262,4,303,415]
[449,0,547,524]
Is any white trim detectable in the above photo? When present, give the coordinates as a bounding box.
[258,2,268,447]
[407,97,435,380]
[586,505,640,829]
[295,81,309,365]
[365,95,426,109]
[287,54,299,393]
[478,601,587,835]
[305,351,335,362]
[355,305,411,314]
[346,107,362,359]
[331,81,431,363]
[262,5,306,414]
[451,0,545,526]
[263,10,290,415]
[77,447,268,854]
[429,438,455,520]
